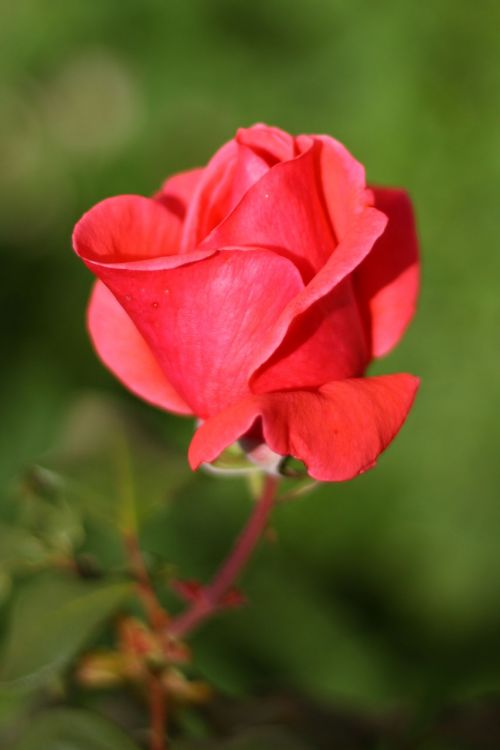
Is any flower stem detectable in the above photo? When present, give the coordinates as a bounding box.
[124,532,169,632]
[169,474,279,639]
[123,532,168,750]
[149,673,167,750]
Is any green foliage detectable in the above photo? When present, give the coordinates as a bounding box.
[173,727,310,750]
[0,574,131,690]
[12,708,141,750]
[42,393,190,529]
[0,524,47,571]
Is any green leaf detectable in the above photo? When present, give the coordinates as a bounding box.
[0,523,48,571]
[0,690,32,737]
[38,499,85,555]
[13,708,141,750]
[173,727,311,750]
[0,570,12,605]
[0,573,131,690]
[43,394,190,526]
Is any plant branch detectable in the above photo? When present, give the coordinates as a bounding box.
[168,474,279,639]
[124,532,168,632]
[117,439,169,749]
[149,673,167,750]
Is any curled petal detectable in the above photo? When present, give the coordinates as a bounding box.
[354,187,420,357]
[248,207,387,390]
[73,191,216,272]
[189,374,420,482]
[180,140,275,250]
[314,134,372,240]
[77,248,304,417]
[252,278,369,392]
[236,124,296,163]
[155,167,204,219]
[73,194,184,263]
[180,124,296,251]
[200,139,337,277]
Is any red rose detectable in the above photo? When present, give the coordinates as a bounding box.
[73,124,419,481]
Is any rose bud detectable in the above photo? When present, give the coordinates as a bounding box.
[73,124,419,482]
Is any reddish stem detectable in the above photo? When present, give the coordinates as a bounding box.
[169,474,279,639]
[124,532,168,632]
[149,674,167,750]
[123,532,168,750]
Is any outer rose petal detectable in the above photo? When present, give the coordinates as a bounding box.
[77,248,304,418]
[200,139,337,277]
[73,195,183,262]
[189,374,420,482]
[314,135,372,241]
[251,278,369,392]
[246,207,388,392]
[354,188,419,357]
[88,281,191,415]
[73,192,216,272]
[155,167,204,219]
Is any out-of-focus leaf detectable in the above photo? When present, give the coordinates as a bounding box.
[0,691,32,740]
[12,467,85,558]
[0,524,48,570]
[43,393,189,525]
[173,726,311,750]
[0,570,12,603]
[192,546,395,705]
[38,498,85,554]
[13,708,141,750]
[0,362,68,494]
[0,573,131,690]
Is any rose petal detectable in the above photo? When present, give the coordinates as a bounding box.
[354,187,420,357]
[180,124,296,251]
[78,248,304,417]
[224,144,272,217]
[247,207,387,390]
[73,194,183,263]
[88,281,191,414]
[155,167,204,219]
[73,192,216,273]
[251,278,369,392]
[236,123,296,163]
[180,140,273,250]
[189,374,420,481]
[74,194,387,416]
[200,139,337,277]
[315,135,372,241]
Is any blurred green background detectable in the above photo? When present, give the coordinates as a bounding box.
[1,0,500,747]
